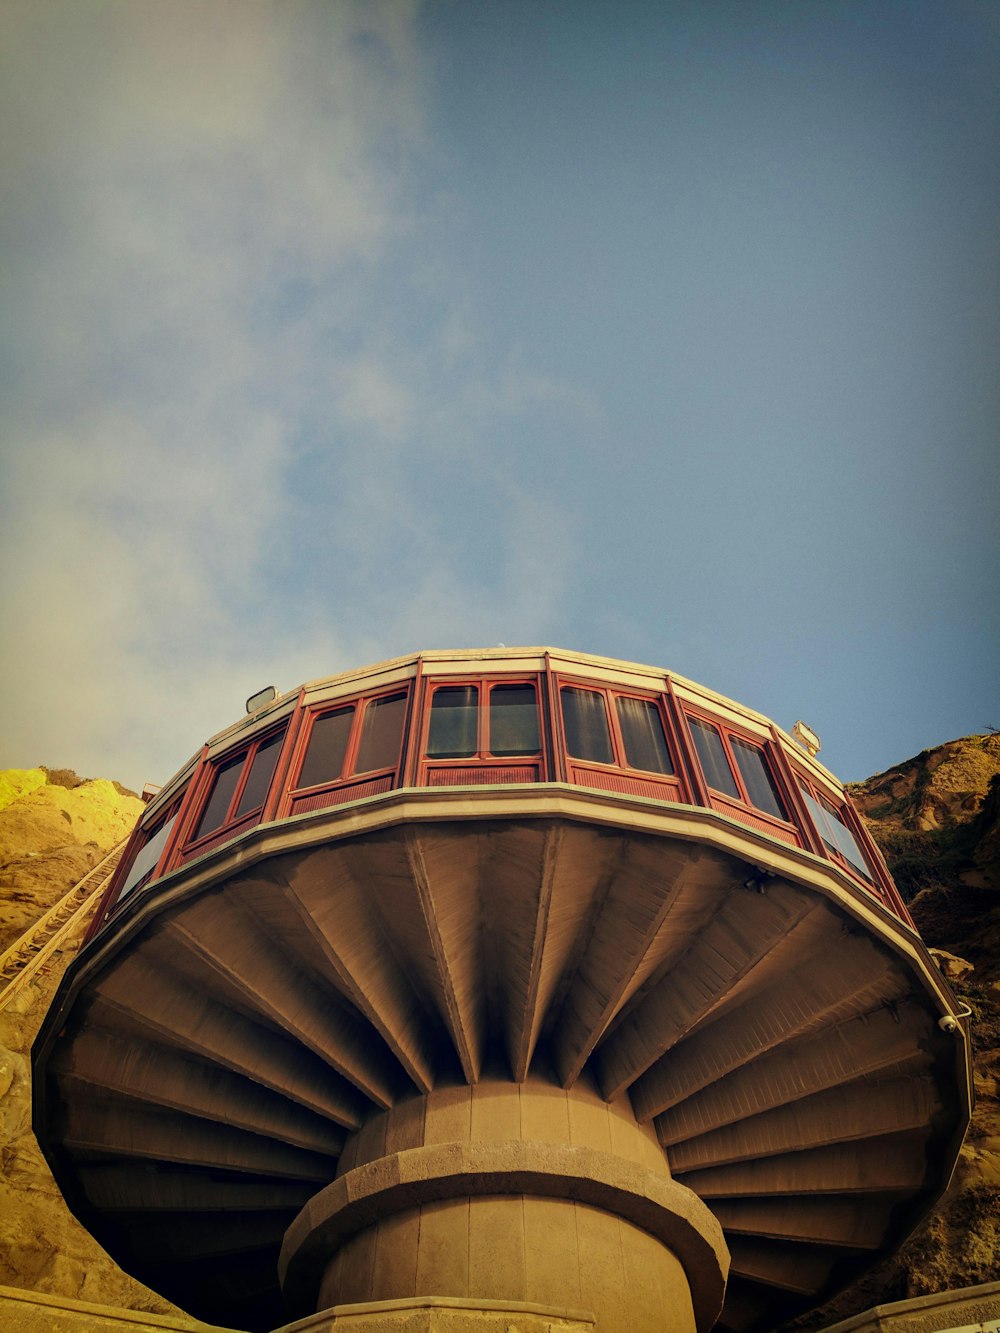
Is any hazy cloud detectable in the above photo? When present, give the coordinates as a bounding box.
[0,1,587,787]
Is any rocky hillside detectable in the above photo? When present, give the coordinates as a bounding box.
[0,768,185,1316]
[786,733,1000,1329]
[0,743,997,1330]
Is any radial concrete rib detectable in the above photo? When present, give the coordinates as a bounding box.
[61,1101,339,1180]
[86,963,366,1129]
[532,827,627,1055]
[681,904,835,1033]
[552,842,703,1088]
[164,896,397,1107]
[710,1195,894,1249]
[77,1163,315,1213]
[726,1236,843,1295]
[636,965,926,1128]
[633,933,909,1121]
[405,828,485,1083]
[653,1002,933,1143]
[674,1129,931,1197]
[596,880,814,1100]
[274,854,437,1093]
[502,823,562,1081]
[667,1075,939,1173]
[51,1026,347,1156]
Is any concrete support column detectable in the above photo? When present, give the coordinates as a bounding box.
[279,1074,729,1333]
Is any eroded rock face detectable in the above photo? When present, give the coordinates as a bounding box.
[851,734,1000,835]
[784,735,1000,1330]
[0,777,144,953]
[0,770,181,1318]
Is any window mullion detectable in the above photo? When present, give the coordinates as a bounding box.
[225,746,255,823]
[478,678,488,758]
[606,689,628,769]
[719,730,749,804]
[342,700,368,778]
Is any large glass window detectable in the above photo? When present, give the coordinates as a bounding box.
[117,808,181,905]
[234,731,284,818]
[616,696,674,775]
[688,718,740,799]
[193,724,287,842]
[489,684,540,756]
[800,783,873,881]
[427,686,479,758]
[730,736,787,820]
[195,753,244,839]
[687,715,789,821]
[561,687,614,765]
[298,706,354,789]
[355,692,407,774]
[296,691,409,792]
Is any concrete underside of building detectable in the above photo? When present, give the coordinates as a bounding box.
[31,651,974,1333]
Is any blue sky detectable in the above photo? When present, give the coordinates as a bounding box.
[1,0,997,792]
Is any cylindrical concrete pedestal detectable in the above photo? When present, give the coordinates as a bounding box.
[280,1074,729,1333]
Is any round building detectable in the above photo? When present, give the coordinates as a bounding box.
[33,648,972,1333]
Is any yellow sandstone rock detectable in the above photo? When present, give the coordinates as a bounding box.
[0,767,47,814]
[0,769,181,1321]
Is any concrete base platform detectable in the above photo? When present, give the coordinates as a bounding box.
[0,1283,239,1333]
[279,1296,594,1331]
[816,1280,1000,1333]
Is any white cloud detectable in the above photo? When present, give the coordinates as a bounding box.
[0,1,590,790]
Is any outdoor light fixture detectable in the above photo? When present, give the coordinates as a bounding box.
[791,719,821,756]
[245,684,278,714]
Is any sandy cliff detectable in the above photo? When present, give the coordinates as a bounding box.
[785,733,1000,1328]
[0,769,183,1316]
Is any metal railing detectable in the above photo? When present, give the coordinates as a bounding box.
[0,840,129,1010]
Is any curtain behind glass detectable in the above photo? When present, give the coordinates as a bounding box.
[729,737,785,819]
[801,785,873,880]
[688,718,740,798]
[355,693,407,773]
[298,707,354,790]
[562,688,614,764]
[615,697,673,774]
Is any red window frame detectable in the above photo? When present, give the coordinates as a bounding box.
[181,723,288,857]
[111,794,186,912]
[555,677,687,800]
[682,708,800,842]
[795,772,880,887]
[281,685,411,814]
[418,675,546,784]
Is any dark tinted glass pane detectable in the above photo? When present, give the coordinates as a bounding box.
[730,737,786,819]
[235,730,284,817]
[489,684,540,756]
[688,718,740,798]
[354,693,407,774]
[561,687,614,764]
[801,785,873,881]
[298,706,354,789]
[616,697,673,775]
[428,686,478,758]
[119,810,179,902]
[195,754,243,839]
